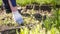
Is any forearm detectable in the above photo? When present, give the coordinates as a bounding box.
[8,0,17,12]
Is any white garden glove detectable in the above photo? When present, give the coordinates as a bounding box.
[12,11,23,24]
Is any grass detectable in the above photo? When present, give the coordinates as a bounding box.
[16,0,57,6]
[0,0,2,5]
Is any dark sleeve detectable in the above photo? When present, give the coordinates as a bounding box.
[10,0,17,7]
[2,0,11,13]
[2,0,10,9]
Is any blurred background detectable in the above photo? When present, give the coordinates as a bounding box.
[0,0,60,34]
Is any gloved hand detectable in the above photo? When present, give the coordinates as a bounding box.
[12,11,23,24]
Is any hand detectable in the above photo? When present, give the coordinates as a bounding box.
[12,11,23,24]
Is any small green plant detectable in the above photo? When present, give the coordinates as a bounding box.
[20,27,29,34]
